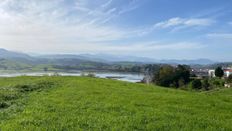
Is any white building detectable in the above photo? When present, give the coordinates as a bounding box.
[208,70,215,78]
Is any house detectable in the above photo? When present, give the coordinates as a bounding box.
[224,69,232,77]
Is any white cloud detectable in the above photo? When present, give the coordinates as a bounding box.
[154,17,214,29]
[0,0,140,51]
[0,0,208,56]
[101,0,113,8]
[139,17,215,35]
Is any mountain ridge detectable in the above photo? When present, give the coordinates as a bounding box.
[0,48,216,65]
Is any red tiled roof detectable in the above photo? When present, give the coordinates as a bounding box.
[224,69,232,72]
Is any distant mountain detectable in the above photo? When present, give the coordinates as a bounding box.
[78,54,156,63]
[0,48,31,59]
[0,48,217,65]
[38,53,216,65]
[38,54,86,59]
[159,59,216,65]
[70,54,216,65]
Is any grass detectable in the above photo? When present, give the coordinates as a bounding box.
[0,76,232,130]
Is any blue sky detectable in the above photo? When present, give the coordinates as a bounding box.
[0,0,232,61]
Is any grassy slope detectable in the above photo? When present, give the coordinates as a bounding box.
[0,77,232,130]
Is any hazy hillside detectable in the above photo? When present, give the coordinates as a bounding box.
[0,48,31,59]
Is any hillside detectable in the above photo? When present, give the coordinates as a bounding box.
[0,76,232,130]
[0,48,31,59]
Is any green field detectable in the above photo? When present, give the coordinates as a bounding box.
[0,76,232,130]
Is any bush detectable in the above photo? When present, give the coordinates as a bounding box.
[16,81,55,92]
[191,79,202,89]
[178,78,185,87]
[209,78,225,88]
[202,79,210,91]
[2,94,19,101]
[0,102,9,109]
[16,85,34,92]
[227,74,232,83]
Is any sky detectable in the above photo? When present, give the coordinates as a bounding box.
[0,0,232,61]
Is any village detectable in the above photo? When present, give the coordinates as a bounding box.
[191,67,232,88]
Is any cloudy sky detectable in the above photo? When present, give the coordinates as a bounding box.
[0,0,232,61]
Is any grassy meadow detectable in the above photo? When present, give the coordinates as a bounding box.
[0,76,232,130]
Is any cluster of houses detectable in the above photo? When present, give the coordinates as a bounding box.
[208,68,232,78]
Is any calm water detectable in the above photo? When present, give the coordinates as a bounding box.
[0,71,144,83]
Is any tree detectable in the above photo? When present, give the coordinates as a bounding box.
[191,79,202,89]
[215,67,224,78]
[175,65,191,85]
[153,65,175,87]
[202,79,210,91]
[153,65,191,88]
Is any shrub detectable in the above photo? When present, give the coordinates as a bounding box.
[227,74,232,83]
[202,79,210,91]
[207,78,225,90]
[16,84,34,92]
[191,79,202,89]
[0,102,9,109]
[16,81,55,92]
[2,94,19,101]
[178,78,185,88]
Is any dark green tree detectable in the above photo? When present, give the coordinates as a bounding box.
[215,67,224,78]
[191,79,202,89]
[174,65,191,85]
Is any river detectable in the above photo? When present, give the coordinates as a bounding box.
[0,71,144,83]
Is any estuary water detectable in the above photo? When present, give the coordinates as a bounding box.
[0,71,144,83]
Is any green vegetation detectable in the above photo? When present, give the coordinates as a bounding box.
[153,65,190,88]
[215,67,224,78]
[227,74,232,83]
[0,76,232,130]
